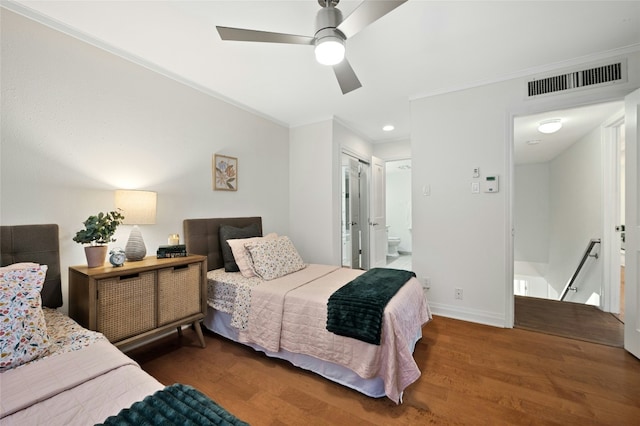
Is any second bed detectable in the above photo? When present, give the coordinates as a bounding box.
[184,217,431,403]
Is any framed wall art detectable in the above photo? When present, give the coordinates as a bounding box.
[213,154,238,191]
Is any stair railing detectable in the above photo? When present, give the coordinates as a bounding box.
[559,239,601,301]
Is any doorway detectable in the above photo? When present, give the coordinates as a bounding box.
[512,101,625,344]
[385,159,412,270]
[341,153,370,270]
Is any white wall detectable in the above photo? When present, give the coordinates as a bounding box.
[546,126,603,303]
[412,81,515,326]
[373,139,411,161]
[514,162,551,294]
[289,120,335,264]
[411,51,640,326]
[1,10,290,312]
[335,121,373,161]
[288,119,373,266]
[514,163,550,264]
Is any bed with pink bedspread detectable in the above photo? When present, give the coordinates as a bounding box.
[184,217,432,403]
[1,224,248,425]
[0,308,164,425]
[0,225,164,425]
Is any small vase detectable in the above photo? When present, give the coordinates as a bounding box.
[85,245,108,268]
[125,225,147,261]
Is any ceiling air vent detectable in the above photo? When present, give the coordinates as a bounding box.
[527,61,625,97]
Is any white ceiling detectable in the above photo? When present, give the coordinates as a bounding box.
[4,1,640,145]
[514,101,624,165]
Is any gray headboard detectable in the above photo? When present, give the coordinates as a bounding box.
[1,224,63,308]
[183,217,262,271]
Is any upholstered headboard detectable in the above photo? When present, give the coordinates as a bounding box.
[183,217,262,271]
[1,224,63,308]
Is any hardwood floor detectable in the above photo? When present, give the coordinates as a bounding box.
[514,295,624,347]
[128,316,640,425]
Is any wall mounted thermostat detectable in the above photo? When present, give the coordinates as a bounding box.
[484,175,499,193]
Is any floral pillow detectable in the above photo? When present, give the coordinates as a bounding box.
[227,233,278,278]
[245,236,306,281]
[0,264,50,371]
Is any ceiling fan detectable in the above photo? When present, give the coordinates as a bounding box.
[216,0,407,95]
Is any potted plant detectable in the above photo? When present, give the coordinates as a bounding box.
[73,210,125,267]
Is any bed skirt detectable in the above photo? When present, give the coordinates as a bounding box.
[203,308,422,399]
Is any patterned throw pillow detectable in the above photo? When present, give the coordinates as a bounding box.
[0,264,50,371]
[227,233,278,278]
[245,236,306,280]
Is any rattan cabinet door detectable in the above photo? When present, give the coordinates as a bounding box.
[97,271,156,342]
[157,263,201,326]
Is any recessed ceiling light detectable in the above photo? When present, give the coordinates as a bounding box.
[383,125,395,132]
[538,119,562,134]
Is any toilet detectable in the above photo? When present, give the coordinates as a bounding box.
[387,236,401,257]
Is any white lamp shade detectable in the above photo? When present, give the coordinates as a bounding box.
[314,36,345,66]
[114,190,157,225]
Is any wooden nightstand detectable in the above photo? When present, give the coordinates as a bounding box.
[69,255,207,349]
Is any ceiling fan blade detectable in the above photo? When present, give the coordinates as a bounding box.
[337,0,407,39]
[217,26,314,45]
[333,59,362,94]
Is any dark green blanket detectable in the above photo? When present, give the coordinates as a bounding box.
[326,268,416,345]
[97,383,249,426]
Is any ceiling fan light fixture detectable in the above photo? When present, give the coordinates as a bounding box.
[538,118,562,134]
[314,35,345,66]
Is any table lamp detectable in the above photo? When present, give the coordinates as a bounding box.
[114,189,157,261]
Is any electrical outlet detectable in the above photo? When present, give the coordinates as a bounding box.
[422,277,431,290]
[473,167,480,178]
[455,288,463,300]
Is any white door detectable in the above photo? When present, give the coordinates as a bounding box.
[603,113,625,314]
[348,157,362,269]
[624,89,640,359]
[370,156,387,268]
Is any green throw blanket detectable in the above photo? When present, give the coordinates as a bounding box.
[97,383,249,426]
[326,268,416,345]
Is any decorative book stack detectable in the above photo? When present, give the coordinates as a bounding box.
[157,244,187,258]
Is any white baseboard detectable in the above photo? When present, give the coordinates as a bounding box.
[428,302,507,328]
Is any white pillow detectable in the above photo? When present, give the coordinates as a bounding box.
[245,236,306,281]
[227,233,278,278]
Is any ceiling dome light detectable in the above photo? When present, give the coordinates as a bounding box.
[314,35,345,66]
[383,125,395,132]
[538,119,562,134]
